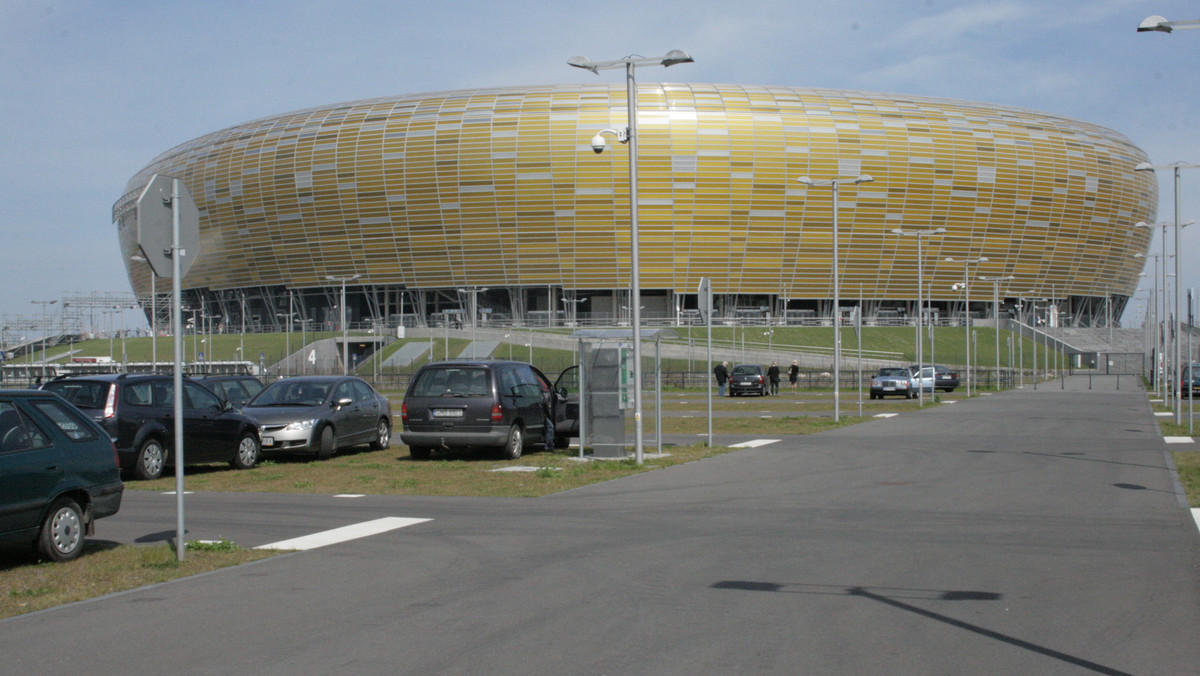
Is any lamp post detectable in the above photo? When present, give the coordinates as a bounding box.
[457,287,489,358]
[946,257,988,396]
[980,275,1014,391]
[1135,160,1199,423]
[326,273,362,375]
[561,296,588,328]
[131,255,158,369]
[569,49,693,465]
[892,227,945,406]
[276,312,296,375]
[31,299,57,367]
[797,174,874,421]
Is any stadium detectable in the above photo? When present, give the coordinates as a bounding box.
[113,83,1156,332]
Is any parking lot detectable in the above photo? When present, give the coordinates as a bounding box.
[3,375,1198,674]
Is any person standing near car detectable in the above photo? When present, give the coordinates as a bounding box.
[714,361,730,397]
[788,360,800,393]
[767,362,781,396]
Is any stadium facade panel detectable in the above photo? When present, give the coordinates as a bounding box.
[114,83,1156,328]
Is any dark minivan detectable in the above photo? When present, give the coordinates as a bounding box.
[0,390,123,561]
[400,360,576,460]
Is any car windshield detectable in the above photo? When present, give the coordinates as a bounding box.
[248,380,331,407]
[410,367,489,397]
[878,368,908,377]
[732,366,759,375]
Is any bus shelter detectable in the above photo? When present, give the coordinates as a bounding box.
[568,328,679,458]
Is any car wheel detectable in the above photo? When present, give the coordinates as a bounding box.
[231,431,260,470]
[501,424,523,460]
[554,435,570,450]
[369,419,391,450]
[134,437,166,480]
[409,445,432,460]
[316,426,335,460]
[37,497,85,562]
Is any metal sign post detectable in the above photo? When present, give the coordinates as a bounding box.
[136,174,199,561]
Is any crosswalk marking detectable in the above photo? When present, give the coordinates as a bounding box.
[257,516,430,551]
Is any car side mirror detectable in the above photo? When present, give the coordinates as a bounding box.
[334,397,353,409]
[222,400,233,412]
[558,387,568,399]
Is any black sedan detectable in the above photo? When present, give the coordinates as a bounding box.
[243,376,392,459]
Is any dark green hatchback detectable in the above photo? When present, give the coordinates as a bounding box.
[0,390,123,561]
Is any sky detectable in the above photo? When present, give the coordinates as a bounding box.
[1,0,1197,334]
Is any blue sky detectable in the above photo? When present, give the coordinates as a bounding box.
[1,0,1196,330]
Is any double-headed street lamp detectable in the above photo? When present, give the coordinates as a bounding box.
[946,256,988,396]
[326,274,362,375]
[797,174,874,421]
[892,228,945,406]
[979,275,1014,391]
[457,287,489,358]
[569,50,693,465]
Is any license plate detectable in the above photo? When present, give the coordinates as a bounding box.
[262,437,274,447]
[432,409,463,418]
[883,387,895,391]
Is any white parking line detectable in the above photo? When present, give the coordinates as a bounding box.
[256,516,431,551]
[730,439,780,448]
[874,413,899,418]
[1193,509,1200,534]
[1164,436,1194,444]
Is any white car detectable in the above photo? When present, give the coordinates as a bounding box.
[870,368,914,399]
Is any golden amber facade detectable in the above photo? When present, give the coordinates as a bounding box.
[115,83,1156,313]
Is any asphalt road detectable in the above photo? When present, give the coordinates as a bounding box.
[3,375,1198,674]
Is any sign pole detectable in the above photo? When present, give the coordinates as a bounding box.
[171,178,186,562]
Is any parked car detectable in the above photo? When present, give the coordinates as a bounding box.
[908,364,960,392]
[193,374,264,408]
[0,389,123,561]
[400,360,577,460]
[1182,364,1200,397]
[41,374,261,480]
[242,375,392,459]
[870,367,914,399]
[729,364,767,396]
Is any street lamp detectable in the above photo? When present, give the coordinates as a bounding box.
[979,275,1014,391]
[1136,160,1199,422]
[326,273,362,375]
[946,256,988,396]
[1138,15,1200,32]
[892,227,945,406]
[570,49,693,465]
[457,287,489,358]
[560,296,588,327]
[31,299,57,367]
[131,255,158,369]
[797,173,874,421]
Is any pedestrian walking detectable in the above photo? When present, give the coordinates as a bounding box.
[788,360,800,393]
[714,361,730,397]
[767,361,781,396]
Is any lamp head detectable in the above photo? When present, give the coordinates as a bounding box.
[660,50,694,67]
[796,176,813,186]
[853,174,874,185]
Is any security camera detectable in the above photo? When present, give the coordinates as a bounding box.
[590,134,607,154]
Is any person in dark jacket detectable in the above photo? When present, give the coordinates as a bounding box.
[788,360,800,393]
[767,362,781,396]
[714,361,730,397]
